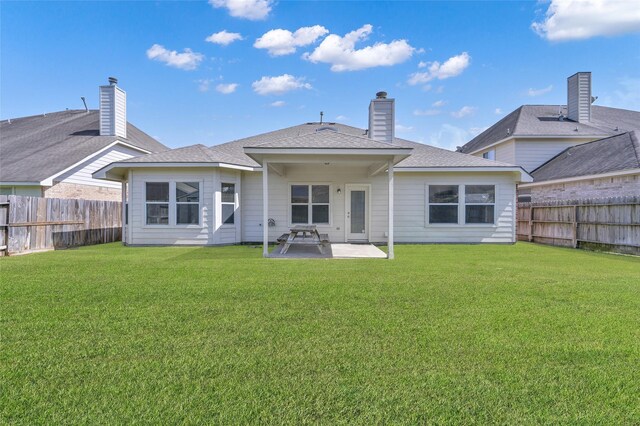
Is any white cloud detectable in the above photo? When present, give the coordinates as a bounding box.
[303,24,415,72]
[495,108,503,115]
[428,123,472,151]
[408,52,471,85]
[432,100,446,107]
[527,85,553,97]
[209,0,272,20]
[252,74,312,95]
[532,0,640,41]
[216,83,239,94]
[335,115,348,121]
[451,106,477,118]
[205,30,244,46]
[396,124,414,133]
[146,44,204,70]
[413,109,441,116]
[254,26,329,56]
[197,79,213,92]
[418,61,427,68]
[270,100,286,107]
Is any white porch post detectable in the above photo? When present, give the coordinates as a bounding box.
[388,159,394,259]
[262,160,269,257]
[121,181,127,246]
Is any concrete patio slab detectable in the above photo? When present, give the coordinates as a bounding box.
[269,243,386,259]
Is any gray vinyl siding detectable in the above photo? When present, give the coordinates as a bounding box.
[57,145,143,188]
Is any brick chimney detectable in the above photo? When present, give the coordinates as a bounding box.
[99,77,127,138]
[567,72,591,123]
[368,91,394,144]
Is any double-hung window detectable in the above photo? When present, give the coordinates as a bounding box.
[146,182,169,225]
[176,182,200,225]
[290,184,330,225]
[427,184,496,225]
[221,183,235,225]
[465,185,495,224]
[145,181,201,226]
[428,185,459,224]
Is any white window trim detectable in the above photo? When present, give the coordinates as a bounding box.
[288,183,332,227]
[482,149,496,160]
[143,179,203,229]
[464,184,496,226]
[425,184,498,227]
[220,181,237,228]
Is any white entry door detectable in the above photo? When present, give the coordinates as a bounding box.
[346,185,369,241]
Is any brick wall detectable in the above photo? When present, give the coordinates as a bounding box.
[43,182,121,201]
[529,173,640,202]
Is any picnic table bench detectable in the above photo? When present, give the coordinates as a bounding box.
[277,225,329,254]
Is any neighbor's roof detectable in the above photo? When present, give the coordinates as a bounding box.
[115,122,518,170]
[0,110,167,183]
[459,105,640,154]
[531,131,640,182]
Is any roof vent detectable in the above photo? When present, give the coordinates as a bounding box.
[108,76,118,86]
[376,91,387,99]
[316,126,337,132]
[506,128,510,135]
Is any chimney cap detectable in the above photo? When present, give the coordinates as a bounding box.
[375,91,387,99]
[108,76,118,85]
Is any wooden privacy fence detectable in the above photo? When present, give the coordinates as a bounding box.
[516,196,640,255]
[0,195,121,256]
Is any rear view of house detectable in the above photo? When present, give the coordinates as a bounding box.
[0,78,167,201]
[95,92,530,257]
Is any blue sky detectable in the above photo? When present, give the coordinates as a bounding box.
[2,0,639,150]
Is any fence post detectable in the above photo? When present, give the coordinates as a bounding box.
[572,205,578,248]
[528,205,534,242]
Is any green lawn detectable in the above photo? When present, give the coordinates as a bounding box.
[1,243,639,424]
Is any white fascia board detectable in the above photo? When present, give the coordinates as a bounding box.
[244,147,412,156]
[40,140,151,186]
[519,168,640,188]
[396,166,533,182]
[466,134,605,155]
[0,181,41,186]
[92,162,255,182]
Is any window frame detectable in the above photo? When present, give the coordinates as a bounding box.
[464,185,496,225]
[425,184,498,227]
[482,150,496,160]
[220,182,237,227]
[288,183,332,226]
[145,181,170,226]
[175,181,201,226]
[143,179,203,228]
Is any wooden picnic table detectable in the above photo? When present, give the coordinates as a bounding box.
[279,225,329,254]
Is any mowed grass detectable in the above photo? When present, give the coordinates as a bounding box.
[1,243,639,424]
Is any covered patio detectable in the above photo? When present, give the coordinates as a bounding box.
[243,130,412,259]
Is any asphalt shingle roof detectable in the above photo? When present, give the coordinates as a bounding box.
[0,110,167,182]
[115,121,516,170]
[459,105,640,154]
[531,131,640,182]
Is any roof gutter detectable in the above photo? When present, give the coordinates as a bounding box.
[520,168,640,188]
[395,166,533,183]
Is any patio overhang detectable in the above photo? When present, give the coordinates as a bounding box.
[246,146,410,260]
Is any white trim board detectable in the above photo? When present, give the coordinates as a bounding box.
[519,168,640,188]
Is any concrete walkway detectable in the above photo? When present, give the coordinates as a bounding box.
[269,243,387,259]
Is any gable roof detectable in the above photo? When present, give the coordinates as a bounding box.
[459,105,640,154]
[0,110,168,183]
[531,131,640,182]
[112,121,518,170]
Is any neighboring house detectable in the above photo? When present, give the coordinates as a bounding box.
[522,131,640,202]
[94,92,531,257]
[0,78,167,201]
[458,72,640,202]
